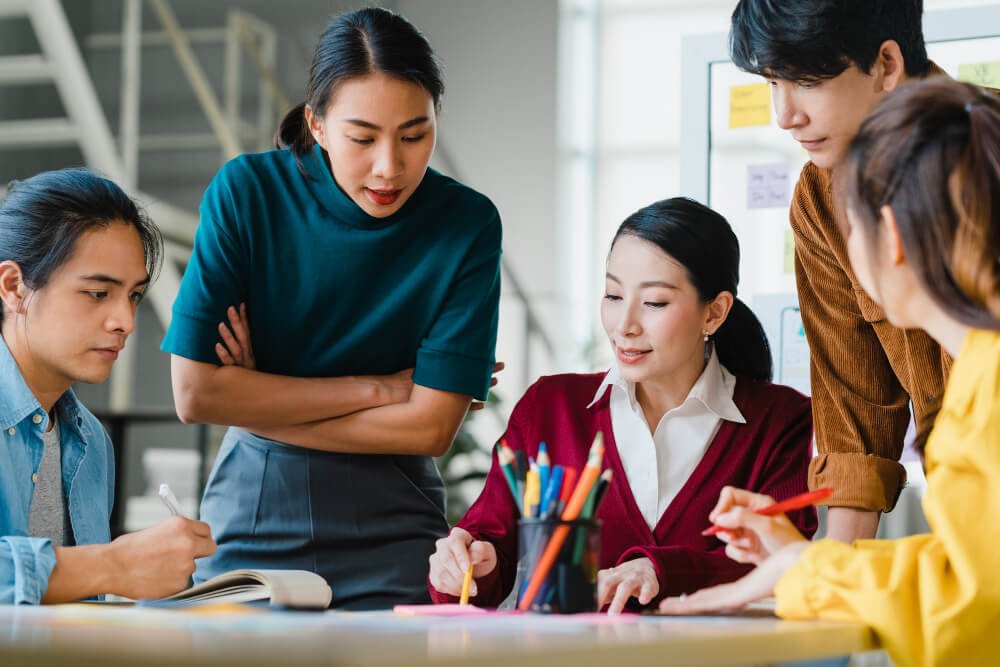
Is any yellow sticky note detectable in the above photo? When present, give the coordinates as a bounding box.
[784,229,795,275]
[957,61,1000,88]
[730,83,771,128]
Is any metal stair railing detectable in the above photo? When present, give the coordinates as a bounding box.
[0,0,194,325]
[0,0,557,424]
[0,0,189,410]
[86,3,283,158]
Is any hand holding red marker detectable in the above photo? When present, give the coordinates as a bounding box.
[702,487,834,537]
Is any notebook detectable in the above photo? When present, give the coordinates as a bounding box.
[147,569,332,610]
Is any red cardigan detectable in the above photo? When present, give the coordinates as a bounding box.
[430,372,816,609]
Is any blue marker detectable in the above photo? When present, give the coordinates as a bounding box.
[539,465,564,519]
[537,442,551,506]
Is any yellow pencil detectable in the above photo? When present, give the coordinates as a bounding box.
[459,565,474,605]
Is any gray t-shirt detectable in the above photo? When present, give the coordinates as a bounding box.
[28,418,73,546]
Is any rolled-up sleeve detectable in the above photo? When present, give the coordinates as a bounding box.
[414,206,501,401]
[0,536,56,605]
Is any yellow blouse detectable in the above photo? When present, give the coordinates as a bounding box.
[776,328,1000,667]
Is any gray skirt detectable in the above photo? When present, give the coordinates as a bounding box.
[195,427,448,610]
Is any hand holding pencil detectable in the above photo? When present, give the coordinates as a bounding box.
[702,486,825,565]
[428,527,498,600]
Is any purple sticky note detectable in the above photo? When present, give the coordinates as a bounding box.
[747,163,790,209]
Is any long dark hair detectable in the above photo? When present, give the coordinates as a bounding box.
[839,78,1000,452]
[610,197,773,382]
[275,7,444,171]
[0,168,162,325]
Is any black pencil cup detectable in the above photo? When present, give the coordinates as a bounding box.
[515,518,600,614]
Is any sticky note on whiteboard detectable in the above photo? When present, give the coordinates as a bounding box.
[958,61,1000,88]
[784,229,795,275]
[730,83,771,128]
[748,163,789,209]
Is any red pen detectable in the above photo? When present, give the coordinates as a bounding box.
[555,467,577,516]
[702,487,835,536]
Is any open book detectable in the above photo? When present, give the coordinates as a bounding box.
[149,569,332,610]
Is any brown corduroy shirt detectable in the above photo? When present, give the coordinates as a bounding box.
[792,70,997,513]
[791,163,948,513]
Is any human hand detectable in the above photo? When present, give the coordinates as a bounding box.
[708,486,808,564]
[469,361,505,412]
[216,303,255,370]
[428,527,498,598]
[597,557,659,615]
[372,368,415,405]
[107,516,217,599]
[658,541,810,614]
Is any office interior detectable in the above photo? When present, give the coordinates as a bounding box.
[1,0,997,584]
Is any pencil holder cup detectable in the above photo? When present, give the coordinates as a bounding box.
[515,518,600,613]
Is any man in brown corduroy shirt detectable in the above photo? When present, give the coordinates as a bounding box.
[728,0,953,541]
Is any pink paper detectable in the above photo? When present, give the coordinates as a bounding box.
[393,604,490,616]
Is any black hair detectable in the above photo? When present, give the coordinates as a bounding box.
[275,7,444,171]
[730,0,930,82]
[610,197,773,382]
[0,168,163,325]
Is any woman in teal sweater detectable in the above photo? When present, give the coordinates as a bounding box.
[162,8,501,609]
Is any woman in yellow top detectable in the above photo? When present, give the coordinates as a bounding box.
[660,78,1000,667]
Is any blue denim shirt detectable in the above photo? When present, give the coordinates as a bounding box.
[0,335,114,604]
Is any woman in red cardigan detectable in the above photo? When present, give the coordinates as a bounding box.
[429,197,816,614]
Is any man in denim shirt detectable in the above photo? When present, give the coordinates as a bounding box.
[0,332,116,603]
[0,169,215,604]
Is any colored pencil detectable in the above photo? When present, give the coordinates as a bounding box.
[459,565,474,605]
[497,441,521,511]
[539,465,564,519]
[537,442,551,505]
[524,466,541,518]
[556,467,577,516]
[701,487,835,536]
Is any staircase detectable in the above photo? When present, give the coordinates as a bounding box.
[0,0,556,422]
[0,0,283,410]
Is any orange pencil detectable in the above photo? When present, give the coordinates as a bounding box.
[518,432,604,611]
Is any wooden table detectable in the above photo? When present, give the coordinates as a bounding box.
[0,604,876,667]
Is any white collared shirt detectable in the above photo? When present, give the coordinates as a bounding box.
[588,348,746,529]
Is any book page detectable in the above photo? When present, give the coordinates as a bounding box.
[158,569,331,609]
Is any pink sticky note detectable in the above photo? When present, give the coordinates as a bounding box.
[394,604,490,616]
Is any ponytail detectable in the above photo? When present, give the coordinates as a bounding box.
[274,101,313,155]
[950,97,1000,323]
[713,298,772,381]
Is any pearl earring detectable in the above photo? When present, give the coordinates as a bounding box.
[702,331,710,342]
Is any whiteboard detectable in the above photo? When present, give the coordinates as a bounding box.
[680,4,1000,393]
